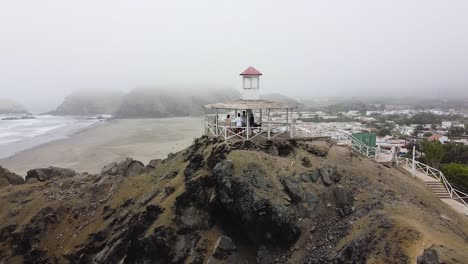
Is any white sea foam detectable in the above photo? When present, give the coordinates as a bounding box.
[0,115,99,158]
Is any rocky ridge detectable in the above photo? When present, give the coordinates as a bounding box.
[0,137,467,263]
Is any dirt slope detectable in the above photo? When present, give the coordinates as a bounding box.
[0,137,467,264]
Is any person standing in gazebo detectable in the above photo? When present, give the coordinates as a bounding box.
[249,113,255,135]
[235,113,243,136]
[225,114,231,136]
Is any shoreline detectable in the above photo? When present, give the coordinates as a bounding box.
[0,117,202,176]
[0,114,102,159]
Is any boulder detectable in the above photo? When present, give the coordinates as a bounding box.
[318,166,335,186]
[282,176,302,202]
[275,141,295,157]
[0,166,24,186]
[334,186,354,216]
[417,247,439,264]
[301,157,312,168]
[336,233,372,263]
[162,170,179,180]
[300,170,320,183]
[145,159,162,172]
[212,236,236,259]
[172,233,201,263]
[25,167,77,182]
[101,158,144,177]
[282,175,320,217]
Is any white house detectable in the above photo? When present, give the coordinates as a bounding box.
[441,121,452,129]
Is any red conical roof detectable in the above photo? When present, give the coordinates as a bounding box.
[240,66,262,76]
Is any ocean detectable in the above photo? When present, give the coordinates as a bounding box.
[0,114,100,159]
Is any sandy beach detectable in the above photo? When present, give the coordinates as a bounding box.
[0,117,203,175]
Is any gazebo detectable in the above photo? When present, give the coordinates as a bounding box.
[202,66,296,141]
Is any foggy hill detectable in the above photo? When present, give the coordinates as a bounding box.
[49,88,301,118]
[49,91,124,115]
[114,89,301,118]
[114,87,240,118]
[1,137,467,263]
[0,99,27,114]
[261,93,303,108]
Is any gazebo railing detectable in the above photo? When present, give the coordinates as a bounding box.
[205,121,291,141]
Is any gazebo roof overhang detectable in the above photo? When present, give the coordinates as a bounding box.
[203,99,294,110]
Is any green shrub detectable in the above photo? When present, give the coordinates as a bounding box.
[441,163,468,193]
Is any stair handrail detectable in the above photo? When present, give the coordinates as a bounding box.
[398,157,468,207]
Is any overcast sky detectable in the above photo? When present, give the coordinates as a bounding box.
[1,0,468,111]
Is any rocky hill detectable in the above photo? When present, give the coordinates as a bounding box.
[114,87,240,118]
[49,88,301,118]
[113,89,302,118]
[50,91,124,115]
[1,137,467,263]
[0,99,27,114]
[261,93,303,108]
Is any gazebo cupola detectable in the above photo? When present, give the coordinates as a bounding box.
[240,66,262,100]
[202,67,295,141]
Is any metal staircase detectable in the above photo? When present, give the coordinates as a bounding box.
[398,157,468,212]
[427,181,451,199]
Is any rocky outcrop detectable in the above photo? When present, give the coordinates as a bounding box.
[145,159,161,173]
[0,166,24,186]
[214,160,300,247]
[211,236,237,260]
[25,167,77,183]
[282,176,320,217]
[318,165,340,186]
[334,186,354,216]
[101,158,144,177]
[417,247,439,264]
[300,170,320,182]
[7,207,60,263]
[335,232,373,263]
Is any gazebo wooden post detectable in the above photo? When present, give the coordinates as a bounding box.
[215,108,219,136]
[246,109,250,140]
[224,119,227,141]
[203,107,206,135]
[259,109,262,124]
[259,109,263,134]
[267,109,271,140]
[290,108,294,138]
